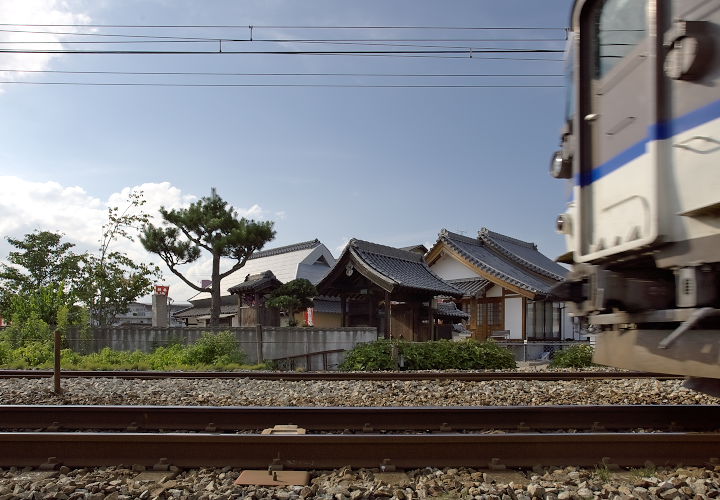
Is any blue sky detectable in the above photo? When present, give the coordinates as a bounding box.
[0,0,574,301]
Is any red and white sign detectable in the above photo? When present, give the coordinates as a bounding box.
[155,285,170,295]
[304,307,315,327]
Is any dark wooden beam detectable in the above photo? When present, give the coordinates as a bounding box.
[384,291,391,339]
[428,301,435,341]
[340,296,347,328]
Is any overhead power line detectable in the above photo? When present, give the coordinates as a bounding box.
[0,47,564,59]
[0,68,563,77]
[0,23,567,30]
[0,81,563,88]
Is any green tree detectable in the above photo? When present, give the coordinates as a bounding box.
[76,190,162,326]
[140,188,275,326]
[0,231,83,321]
[266,278,317,327]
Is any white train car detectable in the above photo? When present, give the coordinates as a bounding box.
[550,0,720,392]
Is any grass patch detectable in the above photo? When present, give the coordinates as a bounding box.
[0,331,267,371]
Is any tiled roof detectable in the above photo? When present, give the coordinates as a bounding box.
[248,239,321,261]
[228,270,282,294]
[478,228,567,281]
[435,301,470,320]
[174,304,238,318]
[348,239,463,297]
[446,278,491,298]
[438,229,560,295]
[191,240,335,301]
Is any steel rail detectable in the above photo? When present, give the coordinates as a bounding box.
[1,431,718,468]
[0,369,682,381]
[2,405,718,432]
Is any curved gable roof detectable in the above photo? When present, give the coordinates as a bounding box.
[479,228,568,281]
[435,229,561,296]
[318,238,463,298]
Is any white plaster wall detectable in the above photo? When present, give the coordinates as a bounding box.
[486,284,503,297]
[505,297,523,339]
[430,254,480,280]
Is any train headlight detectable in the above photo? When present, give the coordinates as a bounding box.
[550,150,572,179]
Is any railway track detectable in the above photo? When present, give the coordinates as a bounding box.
[0,369,683,381]
[1,405,718,469]
[1,404,718,432]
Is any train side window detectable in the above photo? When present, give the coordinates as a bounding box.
[594,0,647,78]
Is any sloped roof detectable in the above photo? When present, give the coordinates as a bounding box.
[191,239,336,301]
[318,238,463,298]
[446,277,492,298]
[228,270,282,295]
[435,301,470,320]
[174,304,237,318]
[247,239,321,261]
[174,294,238,318]
[430,229,566,297]
[478,228,567,281]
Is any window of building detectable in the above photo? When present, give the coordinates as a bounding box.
[526,300,562,339]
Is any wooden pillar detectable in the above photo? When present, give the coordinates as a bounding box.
[384,290,391,339]
[428,300,435,341]
[254,292,261,325]
[340,296,347,327]
[367,293,374,326]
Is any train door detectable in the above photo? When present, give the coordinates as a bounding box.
[576,0,659,262]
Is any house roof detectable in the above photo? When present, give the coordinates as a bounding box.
[190,239,336,301]
[173,304,238,319]
[174,294,237,318]
[228,270,282,295]
[399,244,429,256]
[429,229,567,297]
[435,301,470,320]
[446,277,492,298]
[247,239,322,261]
[317,238,464,298]
[478,228,567,281]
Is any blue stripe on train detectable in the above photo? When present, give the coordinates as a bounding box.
[577,98,720,187]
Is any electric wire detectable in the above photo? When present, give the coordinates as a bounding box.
[0,81,563,88]
[0,68,563,77]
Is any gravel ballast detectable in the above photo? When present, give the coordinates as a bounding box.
[1,374,719,498]
[0,376,718,406]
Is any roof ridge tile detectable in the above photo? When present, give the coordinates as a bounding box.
[248,239,321,260]
[479,227,536,249]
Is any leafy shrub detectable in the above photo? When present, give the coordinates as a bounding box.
[0,314,52,347]
[340,339,516,371]
[14,341,54,366]
[0,330,249,371]
[0,341,12,365]
[550,344,594,368]
[181,331,245,365]
[339,340,398,371]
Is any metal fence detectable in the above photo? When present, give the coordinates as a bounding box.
[66,325,379,370]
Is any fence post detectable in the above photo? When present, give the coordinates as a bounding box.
[255,324,264,364]
[523,339,527,362]
[53,330,62,394]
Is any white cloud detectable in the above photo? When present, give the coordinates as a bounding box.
[0,177,282,303]
[334,236,350,255]
[0,0,91,90]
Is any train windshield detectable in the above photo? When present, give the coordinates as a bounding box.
[595,0,646,78]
